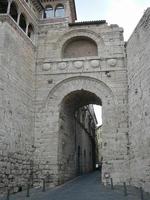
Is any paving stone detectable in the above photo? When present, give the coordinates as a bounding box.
[1,172,149,200]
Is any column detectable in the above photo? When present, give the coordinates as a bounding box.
[7,0,12,14]
[17,11,21,25]
[26,22,29,35]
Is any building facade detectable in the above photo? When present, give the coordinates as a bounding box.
[0,0,149,194]
[96,125,103,165]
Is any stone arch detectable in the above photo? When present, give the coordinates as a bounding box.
[56,29,105,58]
[47,76,114,107]
[35,76,128,186]
[45,76,117,135]
[40,76,118,183]
[62,36,98,58]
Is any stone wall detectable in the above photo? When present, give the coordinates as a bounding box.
[127,8,150,192]
[57,103,96,184]
[35,21,129,186]
[0,20,35,193]
[0,1,133,192]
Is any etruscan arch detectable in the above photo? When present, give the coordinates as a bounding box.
[36,76,118,184]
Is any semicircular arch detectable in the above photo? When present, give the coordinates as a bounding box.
[62,36,98,58]
[46,76,116,111]
[56,29,105,58]
[41,76,118,137]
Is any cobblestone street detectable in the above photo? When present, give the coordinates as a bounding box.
[0,171,149,200]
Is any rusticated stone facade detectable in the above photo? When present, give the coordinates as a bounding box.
[127,8,150,192]
[35,2,129,185]
[0,0,149,195]
[0,18,35,193]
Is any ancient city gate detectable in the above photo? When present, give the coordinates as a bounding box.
[35,26,129,185]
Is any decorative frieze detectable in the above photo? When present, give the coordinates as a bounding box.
[40,58,123,74]
[107,59,117,67]
[74,61,83,69]
[90,60,100,68]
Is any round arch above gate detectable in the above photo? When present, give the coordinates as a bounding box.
[45,76,116,114]
[56,29,106,58]
[35,76,123,185]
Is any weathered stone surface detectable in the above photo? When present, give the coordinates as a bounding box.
[0,21,35,193]
[127,8,150,193]
[0,0,149,195]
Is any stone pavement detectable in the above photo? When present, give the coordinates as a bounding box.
[0,171,150,200]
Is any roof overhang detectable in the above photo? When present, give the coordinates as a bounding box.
[31,0,44,11]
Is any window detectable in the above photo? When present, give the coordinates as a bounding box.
[0,0,8,14]
[44,5,53,18]
[19,14,26,32]
[28,24,34,40]
[55,4,65,18]
[10,1,18,22]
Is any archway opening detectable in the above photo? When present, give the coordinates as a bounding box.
[10,1,18,22]
[44,5,54,18]
[58,89,102,184]
[28,23,34,40]
[55,4,65,18]
[19,14,26,32]
[0,0,8,14]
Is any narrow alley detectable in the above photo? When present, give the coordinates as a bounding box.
[1,171,149,200]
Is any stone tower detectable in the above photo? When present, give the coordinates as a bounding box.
[35,0,129,186]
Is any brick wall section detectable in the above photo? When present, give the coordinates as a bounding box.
[0,21,35,193]
[127,8,150,192]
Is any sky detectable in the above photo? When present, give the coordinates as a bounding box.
[75,0,149,40]
[94,105,102,126]
[74,0,149,125]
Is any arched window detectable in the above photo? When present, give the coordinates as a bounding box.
[63,36,98,58]
[55,4,65,18]
[44,5,53,18]
[19,14,26,32]
[10,1,18,22]
[0,0,8,14]
[28,23,34,40]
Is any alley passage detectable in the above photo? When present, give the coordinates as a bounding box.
[1,171,150,200]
